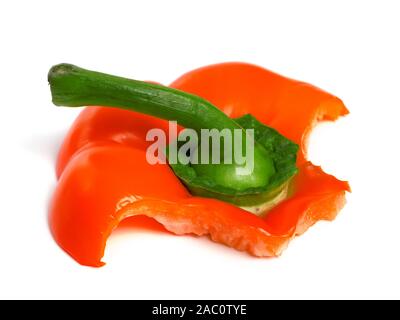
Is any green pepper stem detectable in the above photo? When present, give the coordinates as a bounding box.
[49,64,239,132]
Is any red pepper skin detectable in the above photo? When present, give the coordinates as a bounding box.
[50,62,350,267]
[171,62,349,164]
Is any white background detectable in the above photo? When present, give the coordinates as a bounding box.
[0,0,399,300]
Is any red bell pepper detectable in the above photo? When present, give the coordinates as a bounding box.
[50,62,350,267]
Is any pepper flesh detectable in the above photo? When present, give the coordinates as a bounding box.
[50,62,350,267]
